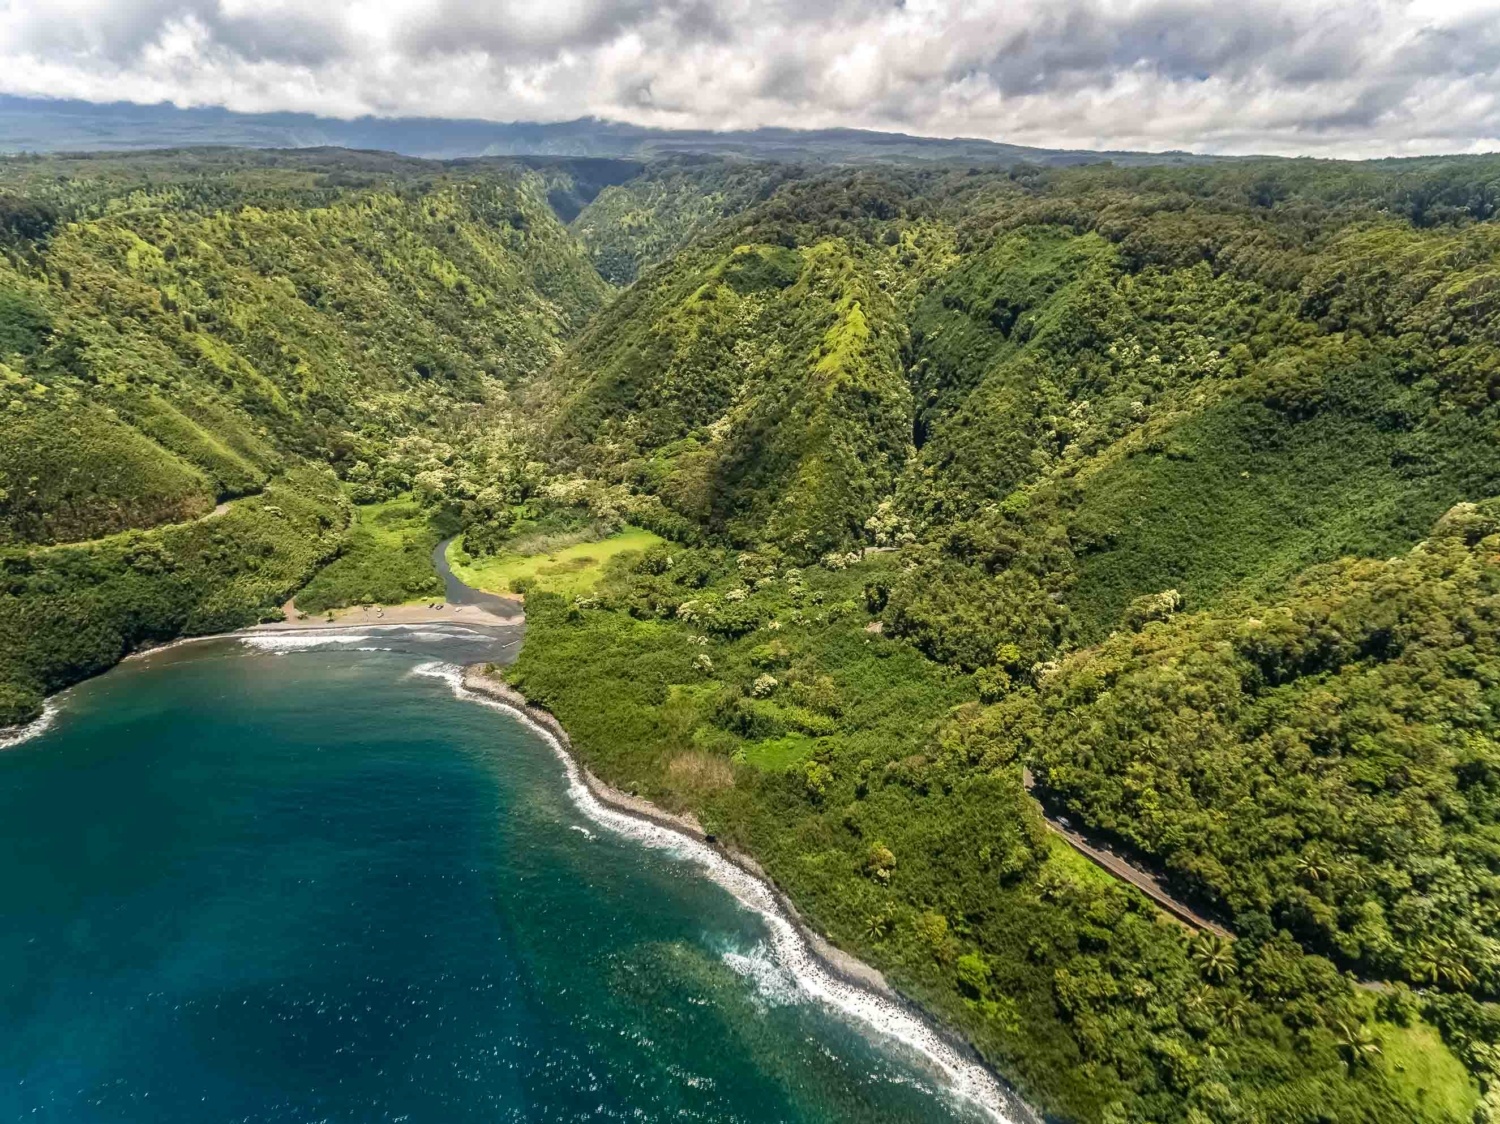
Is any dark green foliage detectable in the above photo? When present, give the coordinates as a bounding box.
[0,287,50,355]
[508,553,1467,1124]
[0,467,346,726]
[293,493,451,613]
[519,152,1500,1119]
[1008,502,1500,997]
[0,192,58,244]
[571,158,799,284]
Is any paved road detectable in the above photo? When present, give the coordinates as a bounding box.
[1023,767,1232,938]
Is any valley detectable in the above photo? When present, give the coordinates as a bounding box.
[3,144,1499,1123]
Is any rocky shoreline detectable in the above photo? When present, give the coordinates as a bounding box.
[458,664,1042,1124]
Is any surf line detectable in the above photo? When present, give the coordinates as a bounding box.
[419,660,1038,1124]
[0,699,59,749]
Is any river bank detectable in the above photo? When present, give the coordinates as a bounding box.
[456,664,1041,1124]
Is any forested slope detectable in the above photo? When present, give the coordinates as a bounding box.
[515,154,1500,1122]
[568,158,799,284]
[0,148,606,547]
[8,144,1500,1124]
[0,148,608,723]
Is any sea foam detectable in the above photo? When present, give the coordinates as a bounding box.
[424,661,1029,1124]
[0,700,59,749]
[240,627,498,655]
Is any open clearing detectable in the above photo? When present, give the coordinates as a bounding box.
[449,527,664,600]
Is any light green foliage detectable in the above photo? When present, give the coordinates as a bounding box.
[0,148,606,548]
[0,147,607,715]
[0,362,215,544]
[546,237,912,560]
[294,492,449,613]
[740,732,816,771]
[451,526,663,599]
[1377,1021,1479,1122]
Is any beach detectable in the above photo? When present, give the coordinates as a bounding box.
[454,663,1040,1124]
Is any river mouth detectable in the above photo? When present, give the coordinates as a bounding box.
[433,536,526,617]
[0,638,1003,1123]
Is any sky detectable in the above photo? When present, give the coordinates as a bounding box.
[0,0,1497,158]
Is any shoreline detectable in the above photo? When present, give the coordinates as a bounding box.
[0,621,1038,1122]
[456,664,1042,1124]
[2,614,525,748]
[257,596,521,631]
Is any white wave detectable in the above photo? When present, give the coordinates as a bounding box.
[237,625,502,654]
[569,824,596,840]
[398,629,496,643]
[722,942,803,1009]
[238,631,382,652]
[0,699,59,749]
[407,661,466,690]
[443,673,1025,1124]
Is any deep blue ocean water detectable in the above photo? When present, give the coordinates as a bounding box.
[0,634,994,1123]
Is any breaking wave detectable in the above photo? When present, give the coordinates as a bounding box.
[428,662,1028,1124]
[0,700,60,749]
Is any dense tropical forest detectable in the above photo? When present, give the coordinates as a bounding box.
[4,142,1500,1123]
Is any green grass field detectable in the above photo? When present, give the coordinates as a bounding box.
[739,732,816,771]
[1376,1022,1478,1122]
[449,527,664,600]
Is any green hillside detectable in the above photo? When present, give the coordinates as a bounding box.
[517,154,1500,1121]
[569,158,799,284]
[7,146,1500,1123]
[546,233,914,559]
[0,148,608,721]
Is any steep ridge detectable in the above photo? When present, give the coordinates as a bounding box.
[0,148,608,723]
[6,148,1500,1123]
[546,233,913,559]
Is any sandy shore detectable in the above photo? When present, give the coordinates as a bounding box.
[2,591,523,745]
[258,597,520,631]
[457,665,1040,1124]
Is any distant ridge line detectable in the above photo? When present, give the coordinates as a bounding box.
[0,93,1229,167]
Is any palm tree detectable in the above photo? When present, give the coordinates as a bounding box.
[1295,853,1331,883]
[1214,991,1250,1032]
[1191,933,1237,982]
[863,912,892,941]
[1410,938,1474,989]
[1411,939,1444,985]
[1334,1020,1382,1069]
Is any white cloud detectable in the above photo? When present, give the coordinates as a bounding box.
[0,0,1497,156]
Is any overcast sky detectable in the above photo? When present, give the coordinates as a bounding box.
[0,0,1497,157]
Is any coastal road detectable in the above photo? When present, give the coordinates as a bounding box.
[1022,767,1233,938]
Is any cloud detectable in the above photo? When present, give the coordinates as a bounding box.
[0,0,1497,157]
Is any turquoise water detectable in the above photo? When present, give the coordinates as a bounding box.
[0,637,996,1123]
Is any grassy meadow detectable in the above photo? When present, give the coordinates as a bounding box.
[449,526,664,599]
